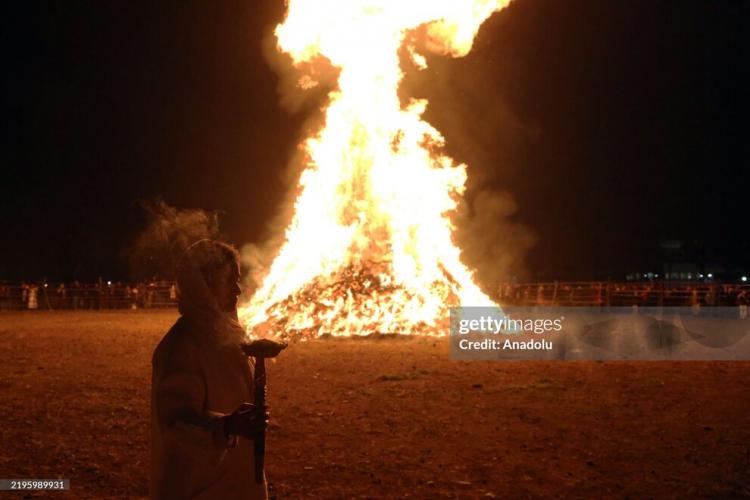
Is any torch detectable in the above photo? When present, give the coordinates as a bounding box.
[253,355,266,484]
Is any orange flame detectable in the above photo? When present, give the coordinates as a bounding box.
[240,0,510,337]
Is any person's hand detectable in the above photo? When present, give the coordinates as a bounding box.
[241,338,288,358]
[223,402,269,439]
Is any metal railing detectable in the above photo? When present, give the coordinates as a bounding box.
[0,282,177,311]
[493,281,750,307]
[1,280,748,311]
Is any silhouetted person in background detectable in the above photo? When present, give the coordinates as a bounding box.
[151,240,285,499]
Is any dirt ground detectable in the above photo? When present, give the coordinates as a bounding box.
[1,311,749,499]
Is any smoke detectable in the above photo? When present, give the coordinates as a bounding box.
[240,218,289,293]
[239,32,338,292]
[261,30,339,115]
[128,199,222,280]
[402,12,538,284]
[454,190,536,285]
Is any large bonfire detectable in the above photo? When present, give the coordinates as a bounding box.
[239,0,510,338]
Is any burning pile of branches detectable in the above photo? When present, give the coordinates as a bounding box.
[240,1,510,337]
[255,262,457,339]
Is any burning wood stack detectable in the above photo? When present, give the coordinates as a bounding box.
[240,0,512,337]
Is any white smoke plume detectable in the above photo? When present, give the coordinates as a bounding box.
[128,199,222,280]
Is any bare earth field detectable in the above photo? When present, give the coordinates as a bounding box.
[1,311,749,499]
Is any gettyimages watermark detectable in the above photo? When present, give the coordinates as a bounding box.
[450,306,750,360]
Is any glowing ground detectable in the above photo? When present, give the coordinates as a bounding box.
[1,311,749,498]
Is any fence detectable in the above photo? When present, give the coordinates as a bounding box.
[0,282,177,311]
[493,281,750,307]
[1,280,748,311]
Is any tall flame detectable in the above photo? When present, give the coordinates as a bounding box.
[240,0,510,337]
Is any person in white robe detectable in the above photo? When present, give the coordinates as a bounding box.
[151,240,285,500]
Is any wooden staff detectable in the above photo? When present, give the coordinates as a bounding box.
[253,356,266,484]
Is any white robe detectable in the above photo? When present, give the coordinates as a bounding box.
[150,316,267,499]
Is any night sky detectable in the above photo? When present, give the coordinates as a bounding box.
[2,0,748,281]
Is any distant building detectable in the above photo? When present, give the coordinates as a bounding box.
[626,240,745,282]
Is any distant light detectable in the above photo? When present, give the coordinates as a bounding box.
[699,274,704,278]
[107,281,112,286]
[707,273,713,278]
[655,274,659,278]
[44,283,48,288]
[742,276,748,283]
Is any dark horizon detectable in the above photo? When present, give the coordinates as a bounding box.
[2,0,748,282]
